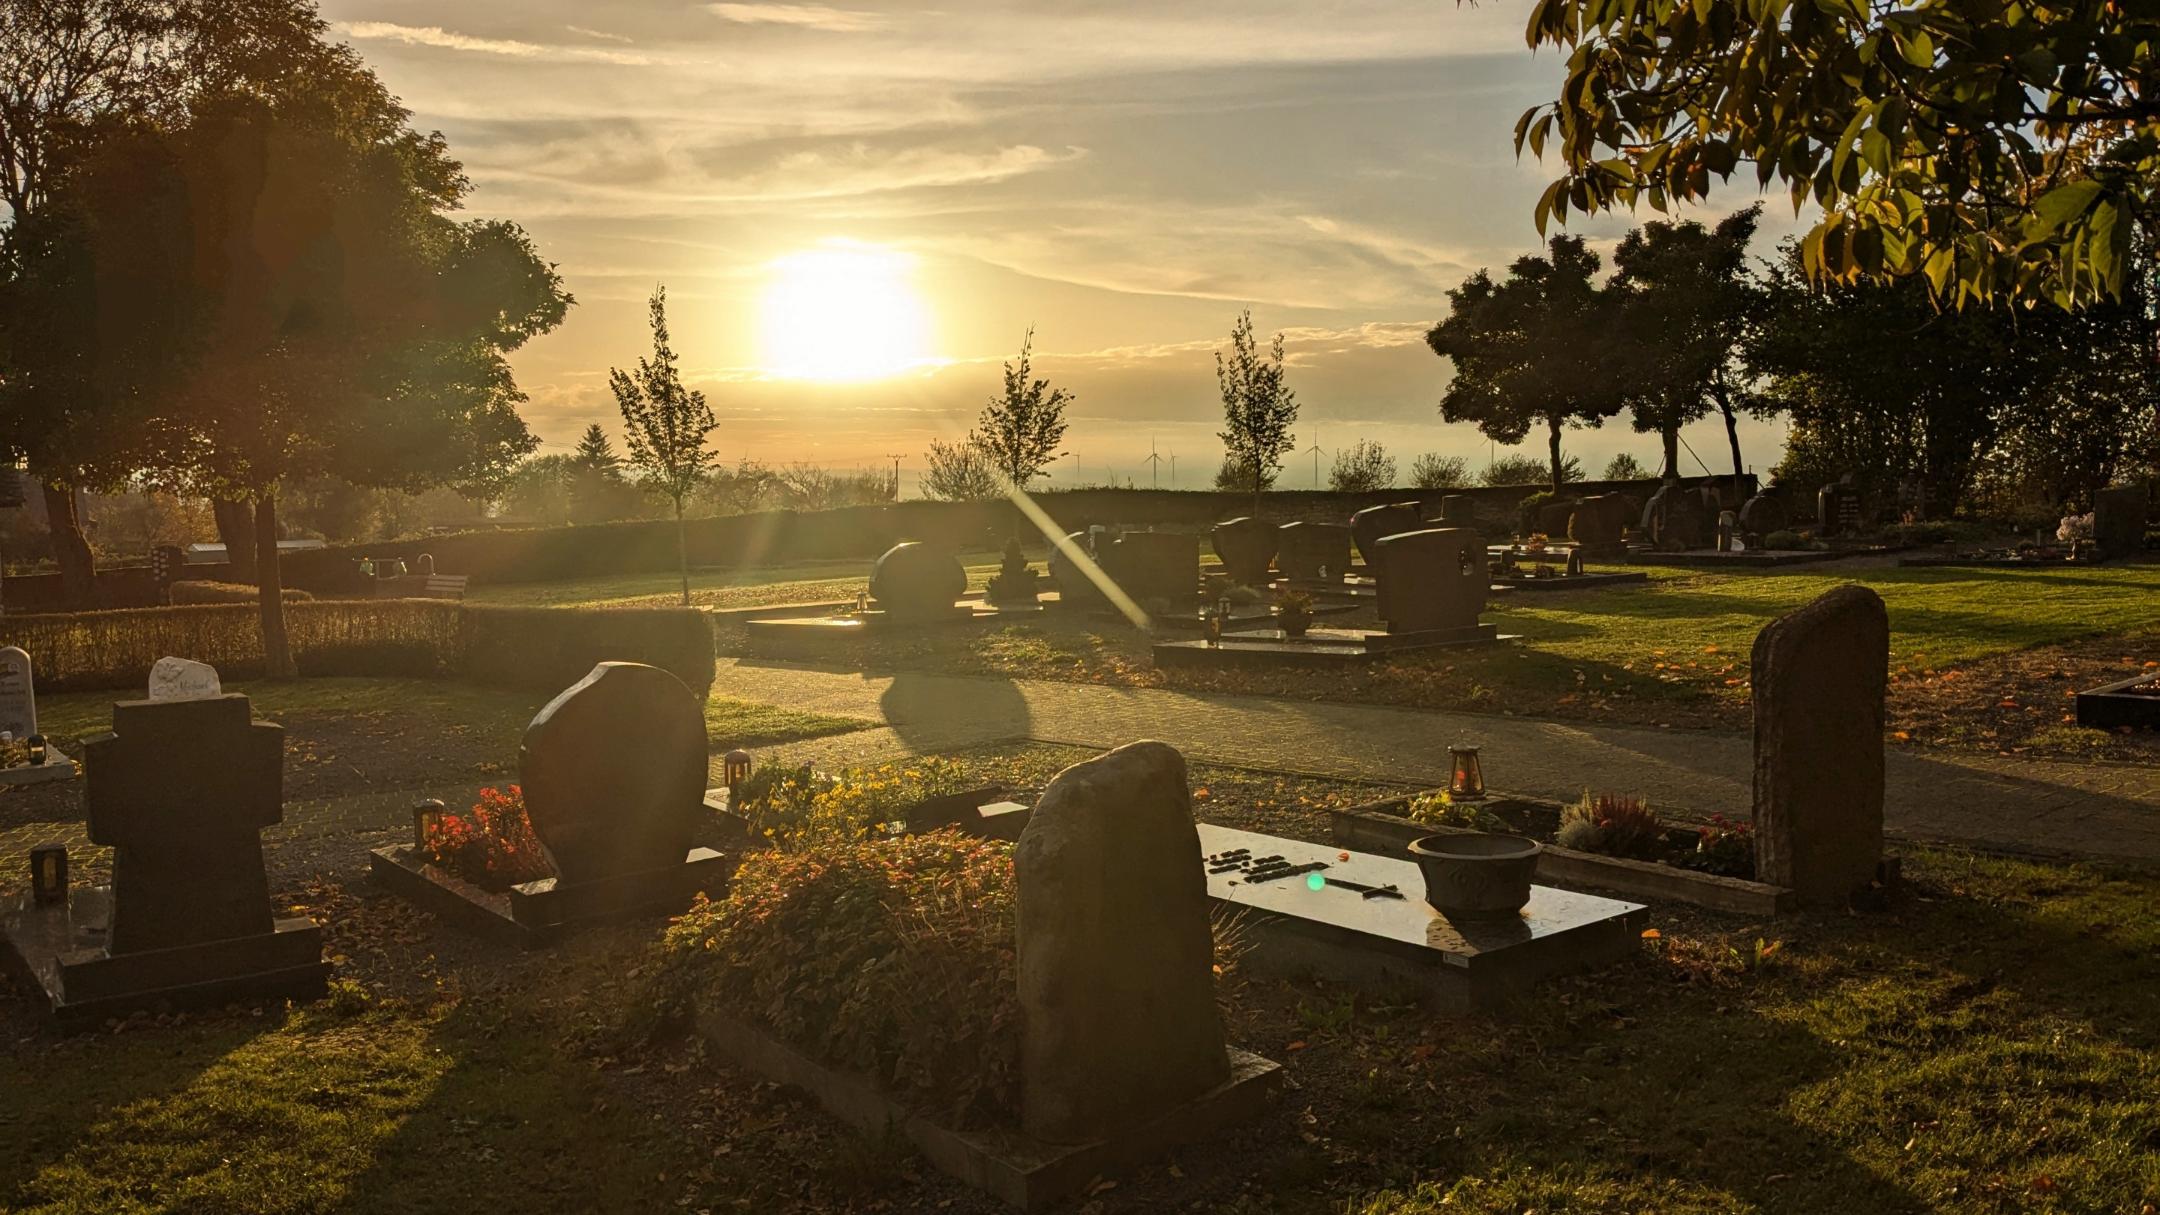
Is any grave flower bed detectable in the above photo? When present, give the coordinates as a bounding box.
[725,757,1003,846]
[1332,788,1791,916]
[658,830,1022,1127]
[420,785,555,892]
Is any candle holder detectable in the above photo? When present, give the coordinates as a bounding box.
[30,843,67,906]
[723,749,754,805]
[411,799,446,851]
[1448,745,1486,801]
[26,734,45,766]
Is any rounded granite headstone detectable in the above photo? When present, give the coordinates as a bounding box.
[519,662,705,887]
[868,541,966,619]
[1350,502,1426,566]
[1210,517,1277,587]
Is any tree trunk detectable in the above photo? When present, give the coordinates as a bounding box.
[1711,375,1745,477]
[42,481,96,606]
[1253,464,1264,517]
[674,498,690,607]
[1660,426,1681,481]
[213,497,257,581]
[255,493,297,679]
[1547,416,1566,492]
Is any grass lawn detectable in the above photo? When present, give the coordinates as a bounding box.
[466,552,1006,610]
[2,740,2153,1213]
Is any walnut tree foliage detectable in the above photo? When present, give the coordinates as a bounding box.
[1515,0,2160,306]
[970,328,1070,490]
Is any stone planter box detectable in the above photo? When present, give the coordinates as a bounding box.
[1328,795,1793,918]
[693,1006,1280,1211]
[368,843,731,948]
[706,786,1031,843]
[2074,672,2160,731]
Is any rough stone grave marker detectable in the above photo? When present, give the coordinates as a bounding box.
[1016,741,1231,1143]
[1752,585,1888,907]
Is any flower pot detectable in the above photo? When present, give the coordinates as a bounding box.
[1279,611,1312,638]
[1407,833,1541,920]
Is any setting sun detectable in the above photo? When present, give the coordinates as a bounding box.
[757,243,934,381]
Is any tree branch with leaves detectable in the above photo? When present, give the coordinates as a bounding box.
[612,285,719,605]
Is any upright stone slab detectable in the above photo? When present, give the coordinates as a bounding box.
[1436,495,1477,528]
[1101,531,1198,604]
[2092,485,2147,561]
[0,646,35,740]
[1050,532,1110,609]
[1738,490,1789,538]
[520,662,705,887]
[1275,521,1351,581]
[1350,502,1425,566]
[1016,741,1230,1144]
[1373,527,1485,635]
[148,656,222,702]
[1642,481,1711,550]
[868,541,967,621]
[1567,495,1628,551]
[1752,585,1888,907]
[1210,517,1277,586]
[1817,481,1862,537]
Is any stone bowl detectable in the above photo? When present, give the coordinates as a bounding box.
[1407,833,1541,920]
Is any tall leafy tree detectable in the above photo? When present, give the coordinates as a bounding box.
[1427,236,1624,492]
[972,328,1070,491]
[568,421,633,523]
[1215,310,1299,511]
[1514,0,2160,307]
[1608,206,1764,477]
[612,286,718,605]
[920,436,1000,502]
[0,0,329,601]
[1329,439,1397,492]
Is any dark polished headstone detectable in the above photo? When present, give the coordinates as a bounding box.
[1350,502,1425,565]
[869,541,968,620]
[1372,527,1485,635]
[1567,495,1629,550]
[1049,531,1109,609]
[1816,482,1862,537]
[1737,491,1789,537]
[1276,521,1352,581]
[1643,481,1711,550]
[520,662,705,887]
[2093,485,2147,561]
[1101,531,1199,605]
[1210,516,1277,587]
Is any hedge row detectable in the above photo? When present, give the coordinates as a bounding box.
[9,600,715,697]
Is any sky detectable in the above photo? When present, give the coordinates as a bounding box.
[320,0,1798,493]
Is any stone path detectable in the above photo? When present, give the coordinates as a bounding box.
[724,658,2160,866]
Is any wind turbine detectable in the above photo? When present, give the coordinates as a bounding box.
[1144,438,1164,489]
[1306,431,1325,488]
[1168,448,1177,489]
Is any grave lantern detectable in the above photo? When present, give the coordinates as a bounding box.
[723,749,753,802]
[1448,745,1486,801]
[411,798,446,850]
[29,843,66,906]
[26,734,45,766]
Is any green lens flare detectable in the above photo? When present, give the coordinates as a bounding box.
[1306,872,1326,891]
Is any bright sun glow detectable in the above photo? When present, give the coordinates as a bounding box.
[758,243,934,380]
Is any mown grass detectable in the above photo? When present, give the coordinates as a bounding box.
[33,676,869,755]
[467,552,1007,610]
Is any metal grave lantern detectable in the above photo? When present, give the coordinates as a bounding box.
[1448,745,1486,801]
[723,749,754,804]
[29,843,67,906]
[411,798,446,850]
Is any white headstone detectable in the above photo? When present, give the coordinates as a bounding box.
[0,646,35,739]
[147,656,222,703]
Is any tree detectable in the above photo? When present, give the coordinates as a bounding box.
[1213,454,1275,494]
[1329,439,1397,492]
[1428,236,1623,492]
[1608,206,1764,478]
[1484,452,1582,487]
[0,0,332,603]
[1515,0,2160,307]
[613,286,718,605]
[972,328,1070,491]
[1602,453,1650,481]
[920,437,1001,502]
[502,454,580,525]
[18,51,567,675]
[568,422,635,523]
[1409,452,1470,489]
[1215,310,1299,511]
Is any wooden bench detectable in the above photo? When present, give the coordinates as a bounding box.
[423,574,469,600]
[374,573,469,600]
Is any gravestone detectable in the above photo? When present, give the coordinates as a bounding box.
[149,656,222,702]
[520,662,705,888]
[1275,521,1352,582]
[1210,517,1277,587]
[1523,496,1577,539]
[0,646,36,741]
[1642,481,1711,550]
[1751,585,1887,907]
[1817,481,1862,537]
[868,541,967,620]
[1101,531,1199,605]
[1351,502,1425,566]
[1738,490,1788,538]
[0,676,329,1018]
[1716,510,1737,552]
[1049,531,1108,609]
[1437,495,1477,528]
[2092,484,2147,561]
[1373,527,1485,635]
[1567,495,1629,551]
[1016,741,1230,1143]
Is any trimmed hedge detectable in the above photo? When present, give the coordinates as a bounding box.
[169,581,314,605]
[8,600,714,696]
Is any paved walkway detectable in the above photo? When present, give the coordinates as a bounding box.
[724,658,2160,866]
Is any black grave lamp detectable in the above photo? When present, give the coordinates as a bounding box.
[723,749,754,804]
[1448,745,1486,801]
[29,843,67,906]
[411,798,446,850]
[26,734,46,766]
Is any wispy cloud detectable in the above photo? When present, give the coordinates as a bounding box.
[708,3,885,32]
[337,22,651,65]
[564,24,632,44]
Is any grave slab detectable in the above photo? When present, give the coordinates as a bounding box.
[1195,824,1644,1010]
[1153,624,1508,670]
[367,843,731,946]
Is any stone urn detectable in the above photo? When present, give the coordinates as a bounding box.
[1407,833,1541,920]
